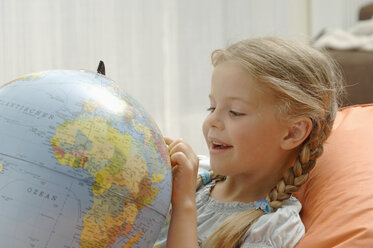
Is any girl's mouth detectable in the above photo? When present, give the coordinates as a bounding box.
[211,141,233,150]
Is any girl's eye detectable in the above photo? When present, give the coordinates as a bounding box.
[229,110,244,117]
[206,107,215,113]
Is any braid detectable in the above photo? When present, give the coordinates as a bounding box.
[267,113,335,211]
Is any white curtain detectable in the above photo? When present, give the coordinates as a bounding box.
[310,0,373,37]
[0,0,363,155]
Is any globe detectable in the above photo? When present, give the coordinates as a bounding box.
[0,70,172,248]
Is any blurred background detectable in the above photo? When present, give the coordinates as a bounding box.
[1,0,372,155]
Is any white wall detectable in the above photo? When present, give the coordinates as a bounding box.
[0,0,369,155]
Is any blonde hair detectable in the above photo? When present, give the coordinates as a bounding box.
[197,37,344,247]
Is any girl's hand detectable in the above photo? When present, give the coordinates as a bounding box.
[164,137,199,210]
[164,137,199,248]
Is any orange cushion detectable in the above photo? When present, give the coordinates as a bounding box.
[294,104,373,247]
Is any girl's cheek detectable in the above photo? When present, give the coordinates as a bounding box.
[202,120,209,139]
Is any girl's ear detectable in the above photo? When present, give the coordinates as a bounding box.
[280,118,313,150]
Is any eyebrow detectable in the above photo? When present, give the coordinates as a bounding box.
[208,94,253,105]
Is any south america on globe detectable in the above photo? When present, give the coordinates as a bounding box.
[0,69,172,247]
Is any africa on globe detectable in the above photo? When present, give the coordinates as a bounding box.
[0,69,172,247]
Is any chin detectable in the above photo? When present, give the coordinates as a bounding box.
[209,159,225,175]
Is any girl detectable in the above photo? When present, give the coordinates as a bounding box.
[155,37,344,248]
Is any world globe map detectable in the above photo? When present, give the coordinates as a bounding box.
[0,70,172,247]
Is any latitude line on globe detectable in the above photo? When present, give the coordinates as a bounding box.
[0,152,168,218]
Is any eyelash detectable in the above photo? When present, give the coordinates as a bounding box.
[206,107,244,117]
[229,110,244,117]
[206,107,215,113]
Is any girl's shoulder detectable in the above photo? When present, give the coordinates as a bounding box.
[241,197,305,248]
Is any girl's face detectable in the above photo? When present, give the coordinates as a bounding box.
[202,62,291,182]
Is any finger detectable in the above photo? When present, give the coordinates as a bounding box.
[168,139,185,154]
[169,140,197,162]
[169,151,190,170]
[167,138,185,155]
[170,150,199,176]
[164,136,174,145]
[164,136,181,154]
[164,136,178,156]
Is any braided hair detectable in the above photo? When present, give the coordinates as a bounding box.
[198,37,344,248]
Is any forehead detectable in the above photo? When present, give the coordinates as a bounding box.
[210,62,260,99]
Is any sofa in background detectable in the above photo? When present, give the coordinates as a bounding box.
[327,49,373,105]
[320,3,373,106]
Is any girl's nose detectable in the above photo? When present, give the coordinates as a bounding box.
[204,110,224,130]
